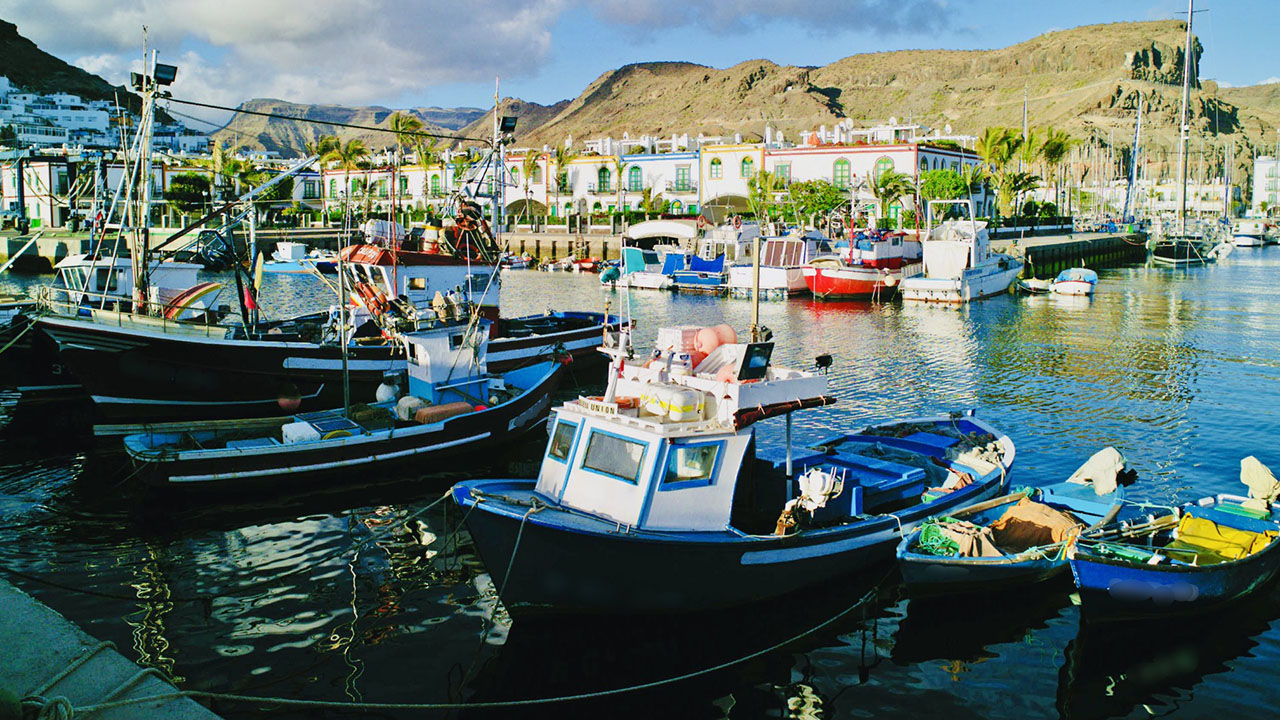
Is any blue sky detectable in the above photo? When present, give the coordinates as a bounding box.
[3,0,1277,122]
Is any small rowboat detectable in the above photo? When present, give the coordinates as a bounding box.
[1068,490,1280,620]
[897,446,1129,595]
[1051,267,1098,296]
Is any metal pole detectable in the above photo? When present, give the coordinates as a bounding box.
[785,412,793,478]
[750,233,761,341]
[1177,0,1194,234]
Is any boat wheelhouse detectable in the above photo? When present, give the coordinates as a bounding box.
[898,200,1023,304]
[452,323,1016,616]
[727,230,832,299]
[1232,218,1268,247]
[802,230,923,300]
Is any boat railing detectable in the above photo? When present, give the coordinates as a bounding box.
[35,286,232,338]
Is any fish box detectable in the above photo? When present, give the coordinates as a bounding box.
[281,421,322,445]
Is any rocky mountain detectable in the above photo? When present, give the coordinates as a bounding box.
[211,99,486,156]
[0,19,148,116]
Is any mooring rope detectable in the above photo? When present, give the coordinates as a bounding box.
[35,568,890,716]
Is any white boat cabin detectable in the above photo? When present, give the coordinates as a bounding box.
[403,318,491,405]
[533,331,828,531]
[53,254,203,306]
[339,245,498,312]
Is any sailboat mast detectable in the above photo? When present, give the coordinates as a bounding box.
[1124,98,1143,221]
[1176,0,1194,233]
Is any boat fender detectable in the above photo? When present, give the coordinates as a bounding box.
[396,396,428,421]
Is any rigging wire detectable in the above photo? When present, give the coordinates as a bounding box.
[164,97,491,146]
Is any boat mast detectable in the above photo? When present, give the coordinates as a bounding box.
[1123,98,1143,221]
[1176,0,1194,235]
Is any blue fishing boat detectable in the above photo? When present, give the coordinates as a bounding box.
[670,253,727,293]
[897,447,1130,595]
[1068,458,1280,619]
[450,322,1015,616]
[1051,267,1098,296]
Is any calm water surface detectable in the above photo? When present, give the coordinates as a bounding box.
[2,248,1280,719]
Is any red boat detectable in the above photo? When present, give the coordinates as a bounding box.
[802,230,923,299]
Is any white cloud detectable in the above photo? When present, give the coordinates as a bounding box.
[1263,76,1280,85]
[5,0,568,108]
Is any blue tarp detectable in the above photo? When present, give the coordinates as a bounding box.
[689,254,725,273]
[660,253,687,275]
[623,247,659,274]
[1055,268,1098,284]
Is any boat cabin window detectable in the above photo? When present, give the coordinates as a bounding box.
[95,268,121,292]
[408,277,427,291]
[547,420,577,462]
[450,333,465,349]
[581,430,647,484]
[662,443,720,488]
[739,342,773,381]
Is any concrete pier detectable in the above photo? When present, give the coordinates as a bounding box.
[992,232,1148,277]
[0,578,221,719]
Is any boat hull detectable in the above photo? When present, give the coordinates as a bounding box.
[1051,279,1095,296]
[125,362,560,488]
[899,258,1024,303]
[802,263,919,300]
[39,311,618,428]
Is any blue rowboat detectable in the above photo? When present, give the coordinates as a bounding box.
[896,467,1127,595]
[1068,493,1280,620]
[450,323,1015,616]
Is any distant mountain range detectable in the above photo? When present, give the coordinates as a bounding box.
[4,16,1276,187]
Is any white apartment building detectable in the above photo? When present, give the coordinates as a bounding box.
[1253,155,1278,215]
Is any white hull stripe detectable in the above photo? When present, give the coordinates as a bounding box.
[167,432,492,483]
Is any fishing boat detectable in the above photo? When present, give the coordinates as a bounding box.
[1231,219,1268,247]
[1016,278,1052,294]
[1051,267,1098,296]
[449,320,1015,616]
[1068,457,1280,620]
[614,246,682,290]
[802,230,922,300]
[898,199,1023,304]
[670,221,760,294]
[727,230,831,299]
[122,317,560,487]
[897,446,1130,595]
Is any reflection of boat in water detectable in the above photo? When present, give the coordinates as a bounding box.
[1056,581,1280,720]
[889,590,1072,667]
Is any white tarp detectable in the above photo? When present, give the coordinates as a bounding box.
[1241,456,1280,511]
[1067,446,1127,496]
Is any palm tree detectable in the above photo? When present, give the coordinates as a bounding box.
[748,170,782,224]
[613,156,626,214]
[639,187,666,220]
[388,112,423,223]
[975,126,1023,218]
[1038,127,1074,210]
[869,169,916,228]
[449,149,475,196]
[520,151,542,224]
[551,144,578,225]
[321,139,370,217]
[999,171,1042,222]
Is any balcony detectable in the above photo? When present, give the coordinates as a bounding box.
[588,183,614,194]
[670,183,698,194]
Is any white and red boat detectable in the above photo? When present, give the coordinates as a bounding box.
[802,230,922,299]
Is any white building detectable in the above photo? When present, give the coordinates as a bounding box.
[1253,155,1278,215]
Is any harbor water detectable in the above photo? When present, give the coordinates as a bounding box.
[2,248,1280,718]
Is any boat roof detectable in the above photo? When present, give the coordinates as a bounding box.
[627,219,698,241]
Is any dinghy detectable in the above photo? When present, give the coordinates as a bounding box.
[897,446,1130,595]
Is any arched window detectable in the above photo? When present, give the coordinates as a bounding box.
[532,165,543,184]
[592,201,603,213]
[399,175,409,194]
[833,158,851,189]
[628,166,642,192]
[740,158,755,179]
[597,167,611,192]
[430,175,441,195]
[510,167,520,184]
[919,157,928,172]
[671,200,683,213]
[564,202,572,216]
[329,179,338,197]
[710,158,723,179]
[874,156,895,183]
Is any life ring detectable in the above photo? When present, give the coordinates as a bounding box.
[697,215,708,229]
[733,215,743,230]
[355,282,387,315]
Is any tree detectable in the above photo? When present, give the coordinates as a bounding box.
[551,144,578,221]
[449,149,475,195]
[520,152,542,224]
[869,169,916,228]
[1038,127,1074,208]
[321,139,370,216]
[748,170,782,223]
[998,171,1041,222]
[166,172,212,217]
[0,125,16,146]
[920,169,968,201]
[388,112,423,222]
[639,187,667,219]
[975,126,1023,217]
[786,179,846,223]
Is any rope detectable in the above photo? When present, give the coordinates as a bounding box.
[68,569,891,715]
